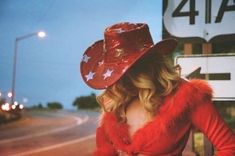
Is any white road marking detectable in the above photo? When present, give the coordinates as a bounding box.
[11,134,96,156]
[0,115,89,144]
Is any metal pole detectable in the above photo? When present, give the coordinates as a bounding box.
[10,31,45,104]
[11,39,18,104]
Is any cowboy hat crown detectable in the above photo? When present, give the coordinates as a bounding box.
[80,22,177,89]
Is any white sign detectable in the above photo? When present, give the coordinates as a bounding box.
[164,0,235,41]
[175,54,235,100]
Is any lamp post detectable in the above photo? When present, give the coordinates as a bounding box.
[11,31,46,104]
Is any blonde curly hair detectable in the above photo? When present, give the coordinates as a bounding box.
[97,52,181,123]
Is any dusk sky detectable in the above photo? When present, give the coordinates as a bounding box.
[0,0,163,109]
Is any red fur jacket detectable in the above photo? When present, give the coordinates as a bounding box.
[94,80,235,156]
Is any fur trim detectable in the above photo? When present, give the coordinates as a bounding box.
[94,146,118,156]
[189,79,213,100]
[102,113,131,152]
[100,79,213,153]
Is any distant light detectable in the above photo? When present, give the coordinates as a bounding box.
[0,92,2,97]
[37,31,46,38]
[14,101,19,105]
[5,103,10,111]
[7,92,12,98]
[12,104,16,109]
[19,104,24,110]
[2,103,10,111]
[1,104,4,111]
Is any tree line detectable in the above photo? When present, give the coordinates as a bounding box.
[28,93,99,110]
[72,93,99,109]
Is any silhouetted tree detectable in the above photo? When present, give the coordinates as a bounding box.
[38,103,43,109]
[73,93,99,109]
[47,102,63,109]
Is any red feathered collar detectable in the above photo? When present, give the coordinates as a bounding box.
[100,79,213,154]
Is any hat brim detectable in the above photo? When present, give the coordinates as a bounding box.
[80,38,177,89]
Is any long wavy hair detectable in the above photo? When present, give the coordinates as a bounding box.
[97,52,181,123]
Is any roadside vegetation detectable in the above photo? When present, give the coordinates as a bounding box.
[73,93,99,110]
[28,102,63,110]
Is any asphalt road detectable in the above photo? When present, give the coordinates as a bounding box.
[0,109,99,156]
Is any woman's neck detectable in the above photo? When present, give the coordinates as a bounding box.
[125,98,152,137]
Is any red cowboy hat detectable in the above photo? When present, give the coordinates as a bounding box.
[80,22,177,89]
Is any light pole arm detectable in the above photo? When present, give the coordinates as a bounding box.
[16,32,38,41]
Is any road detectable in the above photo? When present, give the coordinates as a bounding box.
[0,109,99,156]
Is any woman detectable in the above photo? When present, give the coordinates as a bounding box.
[80,22,235,156]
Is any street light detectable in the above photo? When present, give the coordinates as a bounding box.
[8,92,12,98]
[37,31,46,38]
[11,31,46,104]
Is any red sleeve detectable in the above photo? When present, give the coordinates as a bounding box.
[190,99,235,156]
[94,126,118,156]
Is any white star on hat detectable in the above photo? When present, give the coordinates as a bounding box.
[82,54,91,63]
[85,71,95,81]
[103,69,113,80]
